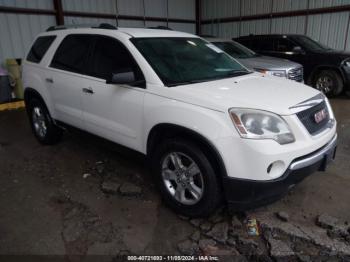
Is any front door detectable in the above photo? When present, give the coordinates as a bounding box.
[270,37,308,65]
[81,35,146,152]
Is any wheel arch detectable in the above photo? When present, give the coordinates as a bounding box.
[147,123,228,179]
[307,65,344,85]
[24,88,50,115]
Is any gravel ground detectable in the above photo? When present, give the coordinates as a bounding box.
[0,97,349,261]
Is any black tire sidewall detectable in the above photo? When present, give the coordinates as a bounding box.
[151,139,221,217]
[315,70,343,96]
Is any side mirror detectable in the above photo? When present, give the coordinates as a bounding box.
[292,46,304,54]
[106,71,146,88]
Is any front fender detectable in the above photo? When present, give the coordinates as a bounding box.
[143,92,236,154]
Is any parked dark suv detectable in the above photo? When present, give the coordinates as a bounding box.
[235,34,350,96]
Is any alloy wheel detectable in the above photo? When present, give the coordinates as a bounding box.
[316,76,334,94]
[32,106,47,138]
[161,152,204,205]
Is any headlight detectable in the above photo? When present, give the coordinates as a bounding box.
[255,69,287,78]
[229,108,295,145]
[344,61,350,67]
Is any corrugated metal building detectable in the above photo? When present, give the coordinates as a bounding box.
[1,0,350,66]
[201,0,350,51]
[0,0,195,65]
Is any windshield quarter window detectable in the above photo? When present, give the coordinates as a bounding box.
[27,35,56,63]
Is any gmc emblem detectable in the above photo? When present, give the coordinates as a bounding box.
[314,109,327,124]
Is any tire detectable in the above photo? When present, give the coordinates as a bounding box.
[151,138,222,217]
[313,70,343,97]
[346,90,350,98]
[27,98,62,145]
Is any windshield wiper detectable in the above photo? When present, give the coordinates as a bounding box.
[167,79,204,87]
[222,70,252,78]
[166,70,252,87]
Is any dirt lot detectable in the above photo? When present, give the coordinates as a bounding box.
[0,97,349,261]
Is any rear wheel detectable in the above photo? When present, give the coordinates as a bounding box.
[27,98,62,145]
[151,138,222,217]
[313,70,343,96]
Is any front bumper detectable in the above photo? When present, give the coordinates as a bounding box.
[223,134,337,211]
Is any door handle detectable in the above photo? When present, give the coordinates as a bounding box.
[82,87,94,94]
[46,78,54,83]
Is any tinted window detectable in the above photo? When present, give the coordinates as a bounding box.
[257,37,274,51]
[213,41,256,59]
[50,35,93,74]
[89,36,143,81]
[275,38,297,52]
[237,39,253,49]
[292,35,331,51]
[27,36,56,63]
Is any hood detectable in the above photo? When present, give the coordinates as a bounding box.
[237,55,301,71]
[166,72,319,115]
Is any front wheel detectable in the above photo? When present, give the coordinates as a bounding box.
[151,139,222,217]
[313,70,343,96]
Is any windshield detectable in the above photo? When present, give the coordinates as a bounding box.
[212,41,257,59]
[293,35,331,51]
[131,37,250,86]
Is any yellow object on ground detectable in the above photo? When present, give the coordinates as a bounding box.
[0,101,25,111]
[6,59,24,99]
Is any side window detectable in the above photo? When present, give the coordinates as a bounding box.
[249,39,260,50]
[238,39,252,49]
[275,38,297,52]
[27,36,56,63]
[257,38,274,51]
[50,35,94,74]
[89,36,144,81]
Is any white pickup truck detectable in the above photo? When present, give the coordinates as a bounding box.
[22,24,337,217]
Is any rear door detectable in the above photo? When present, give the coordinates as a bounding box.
[47,34,94,128]
[254,36,276,56]
[81,35,146,151]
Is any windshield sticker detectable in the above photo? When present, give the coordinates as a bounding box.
[206,44,224,53]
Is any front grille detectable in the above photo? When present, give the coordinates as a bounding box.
[296,101,330,135]
[288,67,303,82]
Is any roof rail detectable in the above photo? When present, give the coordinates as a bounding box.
[46,23,117,32]
[147,26,173,30]
[46,25,67,32]
[93,23,117,30]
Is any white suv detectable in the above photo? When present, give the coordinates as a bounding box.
[23,24,337,217]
